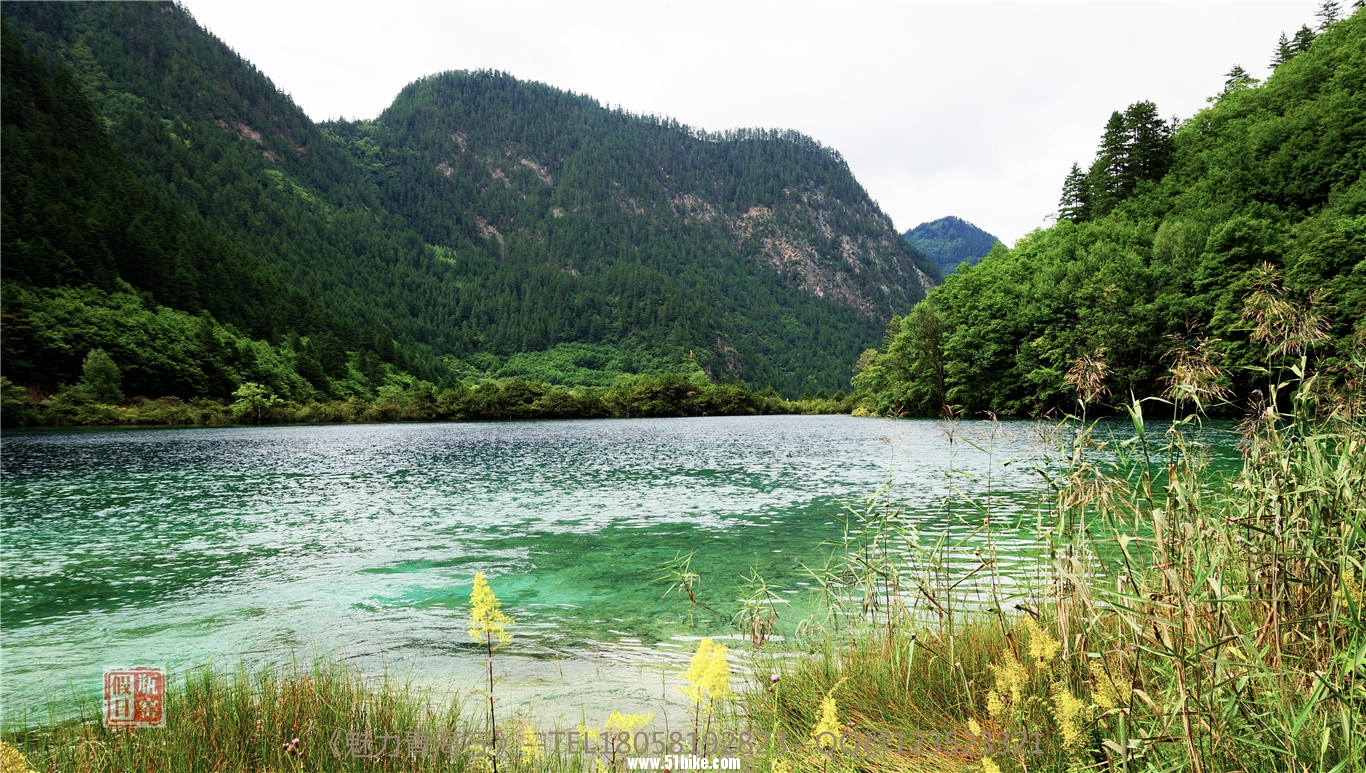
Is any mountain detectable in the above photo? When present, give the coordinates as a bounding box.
[329,70,939,392]
[0,2,937,401]
[902,216,1002,276]
[854,8,1365,418]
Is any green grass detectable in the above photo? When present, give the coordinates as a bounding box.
[4,660,483,771]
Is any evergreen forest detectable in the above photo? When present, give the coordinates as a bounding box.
[855,7,1365,418]
[1,1,936,426]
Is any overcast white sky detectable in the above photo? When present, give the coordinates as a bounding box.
[179,0,1326,246]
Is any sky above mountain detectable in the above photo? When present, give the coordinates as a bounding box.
[179,0,1324,246]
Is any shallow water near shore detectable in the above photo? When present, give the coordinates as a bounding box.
[0,414,1239,728]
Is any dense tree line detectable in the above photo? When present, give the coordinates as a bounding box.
[854,8,1365,418]
[1,369,851,428]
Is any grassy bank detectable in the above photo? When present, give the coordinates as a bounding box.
[3,660,477,771]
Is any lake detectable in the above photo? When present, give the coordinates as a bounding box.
[0,414,1235,728]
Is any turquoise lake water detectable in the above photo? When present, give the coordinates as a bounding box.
[0,414,1238,728]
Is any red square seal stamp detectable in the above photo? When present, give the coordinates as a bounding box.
[103,666,166,728]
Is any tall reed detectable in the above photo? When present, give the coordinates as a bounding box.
[745,273,1364,772]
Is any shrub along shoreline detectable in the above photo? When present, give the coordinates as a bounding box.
[1,372,853,429]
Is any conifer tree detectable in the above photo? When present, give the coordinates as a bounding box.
[1058,163,1093,223]
[1222,65,1258,94]
[1272,32,1293,67]
[1082,102,1173,218]
[1124,101,1174,183]
[1292,24,1317,53]
[1088,111,1130,216]
[1316,0,1342,30]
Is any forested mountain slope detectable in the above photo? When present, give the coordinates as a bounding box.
[855,9,1365,418]
[328,70,937,392]
[0,20,420,403]
[1,1,935,401]
[902,216,1002,276]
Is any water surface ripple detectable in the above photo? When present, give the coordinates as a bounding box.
[0,415,1156,725]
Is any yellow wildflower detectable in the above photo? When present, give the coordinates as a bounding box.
[991,650,1029,705]
[811,694,842,750]
[1023,616,1061,665]
[577,722,601,746]
[605,710,655,736]
[1050,682,1088,753]
[468,571,513,649]
[981,756,1002,773]
[519,724,545,764]
[1,742,37,773]
[679,638,731,711]
[771,759,793,773]
[986,690,1007,719]
[1088,653,1132,711]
